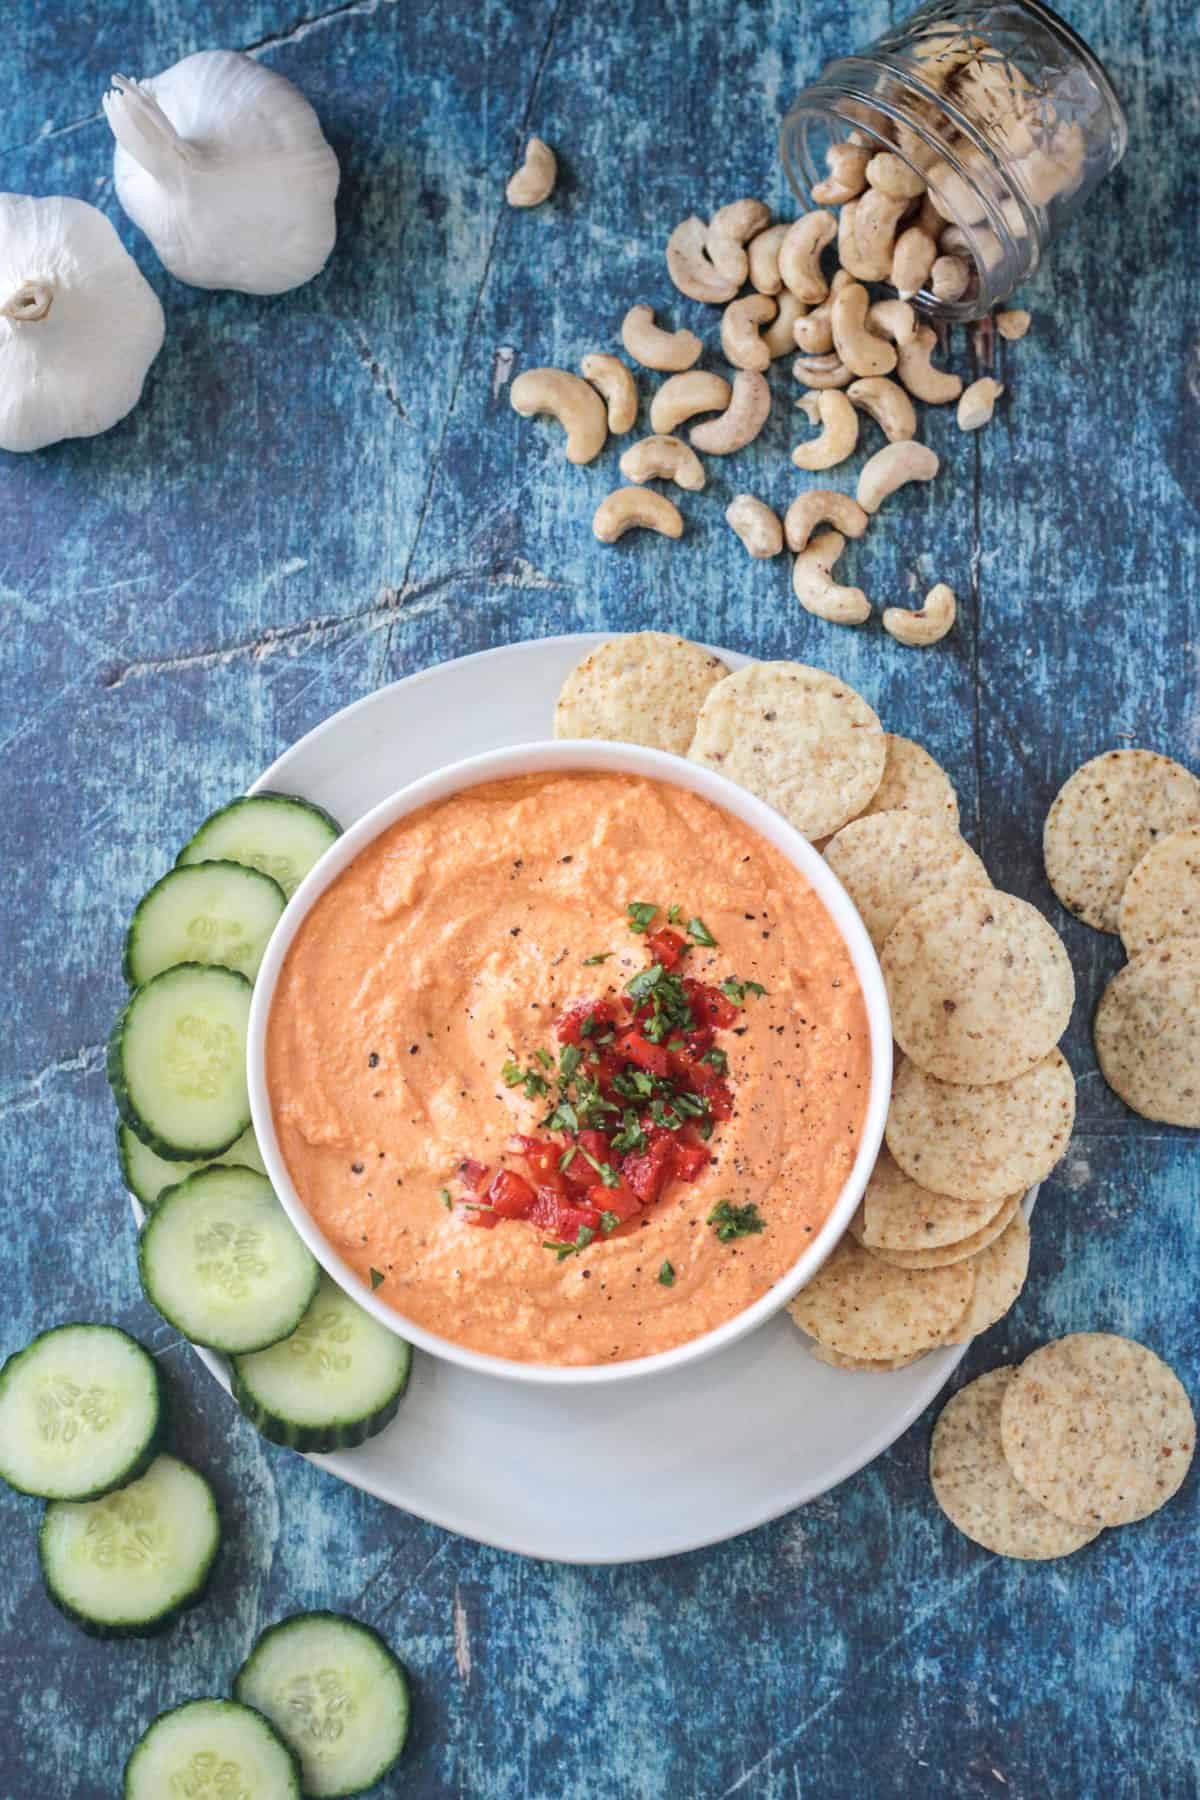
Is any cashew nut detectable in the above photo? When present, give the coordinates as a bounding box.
[721,294,777,372]
[937,222,973,257]
[690,369,771,455]
[593,488,684,544]
[812,141,870,205]
[580,353,638,434]
[957,377,1004,431]
[706,198,771,286]
[784,489,869,554]
[883,582,956,646]
[831,281,897,379]
[865,151,926,200]
[836,198,877,282]
[748,223,789,295]
[649,371,732,435]
[506,137,557,208]
[621,304,702,373]
[792,350,852,390]
[794,270,853,354]
[850,188,909,281]
[896,325,962,405]
[666,216,740,305]
[778,211,837,304]
[510,368,608,464]
[726,494,784,559]
[856,440,940,514]
[931,254,971,303]
[792,530,870,626]
[866,298,917,349]
[619,434,706,491]
[926,160,989,226]
[846,376,917,443]
[791,389,859,471]
[995,308,1030,342]
[763,291,809,359]
[890,225,938,299]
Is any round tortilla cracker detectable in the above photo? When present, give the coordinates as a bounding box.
[944,1210,1030,1340]
[686,661,886,841]
[886,1050,1076,1203]
[787,1235,974,1360]
[931,1368,1101,1559]
[1000,1333,1196,1528]
[853,1145,1009,1252]
[882,888,1074,1085]
[805,1339,925,1372]
[857,1192,1020,1269]
[857,733,960,830]
[824,812,990,951]
[554,632,729,755]
[1043,749,1200,934]
[1117,826,1200,954]
[1093,938,1200,1127]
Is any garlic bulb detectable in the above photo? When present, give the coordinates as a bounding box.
[104,50,340,295]
[0,194,165,455]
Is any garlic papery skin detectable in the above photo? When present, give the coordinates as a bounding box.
[104,50,340,295]
[0,194,165,455]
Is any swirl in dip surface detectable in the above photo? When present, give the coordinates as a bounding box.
[266,771,871,1365]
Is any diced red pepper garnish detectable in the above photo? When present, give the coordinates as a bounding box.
[556,998,620,1045]
[509,1135,564,1190]
[587,1179,641,1222]
[646,928,687,970]
[684,977,738,1030]
[459,1158,490,1193]
[464,1206,499,1229]
[621,1135,674,1205]
[669,1139,710,1182]
[486,1168,537,1218]
[556,1202,603,1236]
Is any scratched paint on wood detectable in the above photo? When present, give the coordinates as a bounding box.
[1,0,1198,1795]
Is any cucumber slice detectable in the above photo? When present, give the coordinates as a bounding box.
[108,962,252,1161]
[124,1698,300,1799]
[176,793,341,900]
[39,1452,220,1637]
[124,859,287,986]
[140,1167,319,1354]
[232,1275,410,1453]
[117,1118,267,1209]
[235,1612,410,1798]
[0,1324,162,1500]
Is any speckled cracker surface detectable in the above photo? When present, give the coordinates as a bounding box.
[1043,749,1200,934]
[857,733,960,830]
[853,1146,1007,1251]
[945,1210,1030,1341]
[824,812,989,951]
[931,1369,1101,1559]
[554,632,729,754]
[687,661,886,841]
[1093,938,1200,1127]
[886,1050,1076,1202]
[860,1192,1020,1269]
[805,1339,924,1372]
[1118,826,1200,953]
[882,888,1074,1084]
[787,1235,973,1360]
[1000,1333,1196,1528]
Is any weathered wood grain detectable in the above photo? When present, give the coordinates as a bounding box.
[1,0,1197,1793]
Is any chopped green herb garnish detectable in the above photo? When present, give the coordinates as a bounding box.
[368,1267,385,1290]
[667,904,682,924]
[611,1110,648,1154]
[440,1188,452,1209]
[719,977,768,1006]
[626,963,665,1003]
[559,1043,582,1082]
[543,1225,596,1262]
[502,1057,550,1099]
[658,1260,676,1287]
[599,1211,620,1235]
[558,1147,577,1172]
[501,1059,523,1086]
[626,901,659,934]
[534,1048,554,1069]
[542,1098,579,1134]
[580,1148,621,1188]
[707,1200,765,1242]
[687,916,717,948]
[583,952,613,965]
[700,1046,728,1074]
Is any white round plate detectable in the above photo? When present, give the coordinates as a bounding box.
[165,634,1031,1564]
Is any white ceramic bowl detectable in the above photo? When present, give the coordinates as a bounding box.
[248,741,892,1387]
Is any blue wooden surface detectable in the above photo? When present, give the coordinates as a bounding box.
[2,0,1198,1794]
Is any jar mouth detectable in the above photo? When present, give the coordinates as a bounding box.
[1018,0,1126,149]
[780,81,1029,322]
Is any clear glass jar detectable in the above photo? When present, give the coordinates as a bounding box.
[780,0,1127,319]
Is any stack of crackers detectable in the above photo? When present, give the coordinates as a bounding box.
[1044,748,1200,1127]
[931,1334,1195,1560]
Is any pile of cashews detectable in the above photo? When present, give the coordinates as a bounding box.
[506,121,1033,647]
